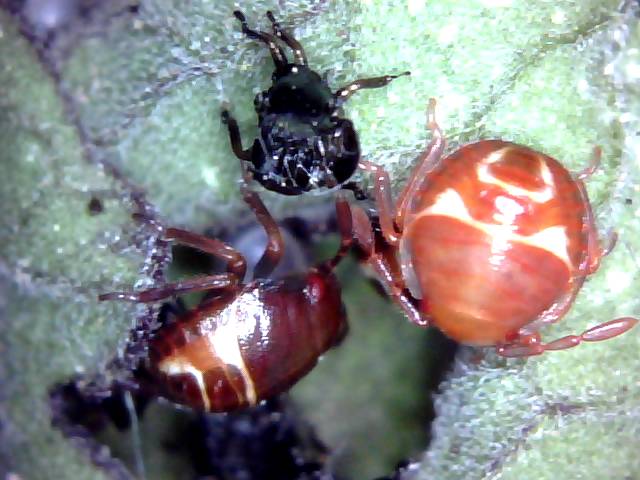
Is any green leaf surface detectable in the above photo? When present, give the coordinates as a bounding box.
[0,9,147,480]
[1,1,638,479]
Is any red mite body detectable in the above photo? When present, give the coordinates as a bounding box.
[101,187,352,411]
[353,99,637,356]
[148,272,345,411]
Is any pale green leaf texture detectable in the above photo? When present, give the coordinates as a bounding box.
[1,1,639,480]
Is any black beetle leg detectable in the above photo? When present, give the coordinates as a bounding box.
[233,10,288,69]
[334,71,410,106]
[266,11,307,66]
[341,181,369,200]
[221,110,252,163]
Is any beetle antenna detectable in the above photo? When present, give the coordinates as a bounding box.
[266,10,308,65]
[233,10,288,68]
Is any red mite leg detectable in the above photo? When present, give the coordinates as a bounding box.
[98,274,238,303]
[394,98,446,232]
[240,185,284,279]
[349,203,427,327]
[102,214,248,302]
[129,214,248,279]
[497,317,639,358]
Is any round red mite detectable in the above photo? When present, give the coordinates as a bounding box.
[100,186,352,411]
[351,98,637,357]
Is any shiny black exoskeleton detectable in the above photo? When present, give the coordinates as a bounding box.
[222,10,409,196]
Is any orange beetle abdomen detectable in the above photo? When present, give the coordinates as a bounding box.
[404,140,588,345]
[407,215,571,344]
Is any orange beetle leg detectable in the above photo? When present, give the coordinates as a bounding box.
[358,160,401,246]
[574,146,601,181]
[573,147,617,275]
[577,179,612,275]
[348,203,429,327]
[349,203,376,258]
[394,98,446,232]
[497,317,638,358]
[518,285,584,336]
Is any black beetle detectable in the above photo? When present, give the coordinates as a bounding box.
[222,10,409,196]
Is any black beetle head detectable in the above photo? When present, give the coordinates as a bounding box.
[268,64,334,118]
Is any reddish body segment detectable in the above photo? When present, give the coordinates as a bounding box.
[101,187,352,411]
[352,99,637,356]
[148,272,345,412]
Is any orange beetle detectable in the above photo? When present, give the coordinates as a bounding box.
[350,99,637,356]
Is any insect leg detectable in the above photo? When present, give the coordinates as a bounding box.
[349,203,428,327]
[233,10,288,68]
[394,98,446,232]
[322,192,354,270]
[496,317,638,357]
[334,71,409,105]
[240,186,285,279]
[221,110,252,162]
[266,11,307,65]
[99,274,237,303]
[165,227,247,279]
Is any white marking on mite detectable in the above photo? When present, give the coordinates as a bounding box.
[477,148,555,203]
[158,358,211,411]
[418,188,572,267]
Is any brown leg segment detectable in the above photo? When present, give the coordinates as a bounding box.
[240,185,284,279]
[323,193,354,270]
[99,274,238,303]
[366,253,427,327]
[349,203,428,327]
[571,146,619,274]
[266,11,307,65]
[165,227,247,279]
[517,280,587,336]
[221,110,252,162]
